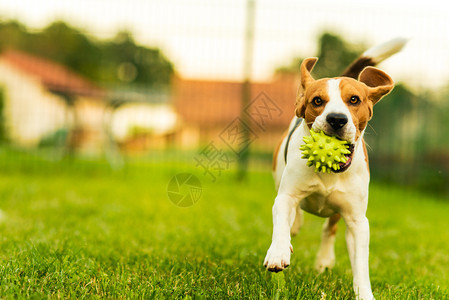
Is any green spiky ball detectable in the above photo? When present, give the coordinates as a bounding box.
[300,129,351,173]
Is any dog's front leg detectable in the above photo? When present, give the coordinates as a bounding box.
[344,214,374,300]
[264,194,298,272]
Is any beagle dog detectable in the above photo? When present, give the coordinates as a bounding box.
[264,38,407,300]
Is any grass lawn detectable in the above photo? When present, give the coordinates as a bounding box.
[0,158,448,299]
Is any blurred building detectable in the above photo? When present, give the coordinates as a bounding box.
[107,89,179,153]
[173,74,299,151]
[0,49,183,155]
[0,49,106,153]
[0,49,303,154]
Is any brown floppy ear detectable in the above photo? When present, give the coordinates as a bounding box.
[300,57,318,90]
[296,57,318,117]
[358,66,394,105]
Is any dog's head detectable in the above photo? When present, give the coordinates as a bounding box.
[296,57,394,172]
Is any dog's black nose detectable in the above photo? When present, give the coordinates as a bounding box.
[326,113,348,130]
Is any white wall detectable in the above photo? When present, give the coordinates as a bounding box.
[0,60,67,147]
[111,103,178,141]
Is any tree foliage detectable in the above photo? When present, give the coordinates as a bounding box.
[275,32,364,78]
[0,20,174,87]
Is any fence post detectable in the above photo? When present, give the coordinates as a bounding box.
[237,0,256,181]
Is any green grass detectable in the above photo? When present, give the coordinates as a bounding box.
[0,158,448,299]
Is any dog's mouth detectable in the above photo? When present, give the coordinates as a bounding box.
[333,143,355,173]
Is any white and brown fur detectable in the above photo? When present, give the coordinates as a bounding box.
[264,38,407,300]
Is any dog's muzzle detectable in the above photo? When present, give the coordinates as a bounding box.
[326,113,348,131]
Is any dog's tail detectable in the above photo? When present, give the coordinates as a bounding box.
[341,38,407,79]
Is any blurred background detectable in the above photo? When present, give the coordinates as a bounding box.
[0,0,449,195]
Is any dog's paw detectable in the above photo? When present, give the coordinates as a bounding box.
[315,250,335,273]
[355,290,375,300]
[263,243,293,272]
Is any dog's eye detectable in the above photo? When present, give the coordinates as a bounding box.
[312,97,323,107]
[349,96,360,105]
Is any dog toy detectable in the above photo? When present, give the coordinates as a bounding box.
[300,129,351,173]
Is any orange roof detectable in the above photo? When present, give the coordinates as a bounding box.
[173,75,299,129]
[0,49,104,98]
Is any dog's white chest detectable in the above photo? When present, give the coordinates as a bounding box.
[294,150,369,218]
[298,177,348,217]
[300,192,337,217]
